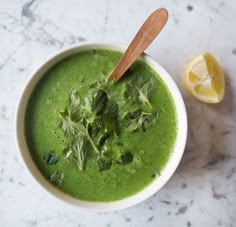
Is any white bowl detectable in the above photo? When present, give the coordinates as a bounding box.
[15,42,187,212]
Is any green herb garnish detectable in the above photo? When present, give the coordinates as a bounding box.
[64,136,90,170]
[60,83,120,171]
[68,89,82,121]
[96,156,112,171]
[58,75,158,172]
[124,109,158,132]
[82,89,108,121]
[43,151,59,165]
[60,90,85,138]
[49,171,64,185]
[124,76,156,108]
[102,100,120,135]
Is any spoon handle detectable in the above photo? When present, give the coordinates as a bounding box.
[107,8,168,81]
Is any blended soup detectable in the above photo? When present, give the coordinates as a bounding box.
[25,49,177,202]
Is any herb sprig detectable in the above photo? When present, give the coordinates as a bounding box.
[59,75,158,172]
[60,82,122,171]
[123,75,158,132]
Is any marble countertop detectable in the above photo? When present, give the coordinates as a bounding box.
[1,0,236,226]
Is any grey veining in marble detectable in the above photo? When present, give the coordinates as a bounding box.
[0,0,236,226]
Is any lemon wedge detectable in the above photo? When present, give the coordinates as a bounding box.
[184,52,225,103]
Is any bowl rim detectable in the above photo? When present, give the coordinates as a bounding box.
[15,41,188,212]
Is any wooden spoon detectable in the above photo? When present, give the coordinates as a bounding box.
[107,8,168,81]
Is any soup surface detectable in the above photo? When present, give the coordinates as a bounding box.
[25,49,177,202]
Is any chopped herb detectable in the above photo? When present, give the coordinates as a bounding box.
[49,171,64,185]
[97,156,112,171]
[43,151,59,165]
[120,152,133,165]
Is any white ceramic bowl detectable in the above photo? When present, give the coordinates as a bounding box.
[15,42,187,212]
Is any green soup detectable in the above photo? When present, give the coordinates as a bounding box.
[25,49,177,202]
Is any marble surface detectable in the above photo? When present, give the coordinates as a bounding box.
[0,0,236,226]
